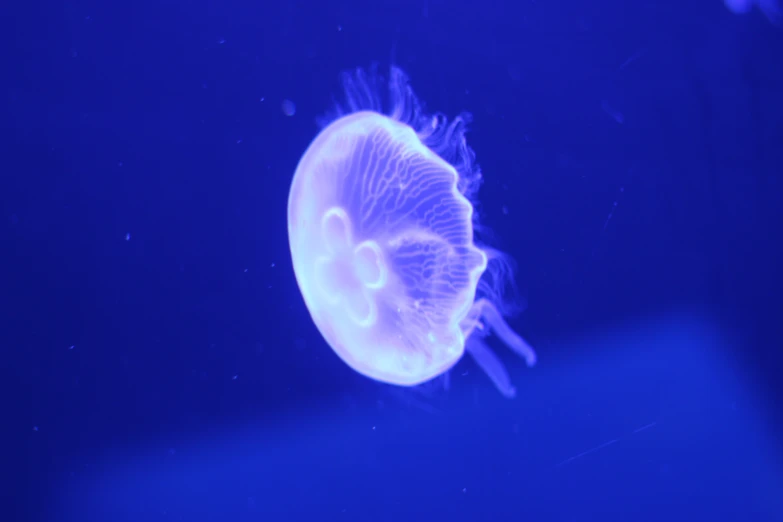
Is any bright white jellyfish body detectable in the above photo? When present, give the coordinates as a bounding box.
[287,67,536,398]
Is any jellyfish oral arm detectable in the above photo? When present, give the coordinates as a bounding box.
[465,337,517,398]
[462,298,537,398]
[474,298,537,367]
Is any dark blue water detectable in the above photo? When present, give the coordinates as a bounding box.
[5,0,782,521]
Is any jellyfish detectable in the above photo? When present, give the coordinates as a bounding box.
[724,0,781,24]
[287,66,536,398]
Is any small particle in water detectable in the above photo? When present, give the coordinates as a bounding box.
[218,38,226,44]
[619,48,646,71]
[270,263,276,268]
[337,25,343,31]
[33,426,39,431]
[281,99,296,116]
[601,99,624,124]
[125,233,131,241]
[117,161,123,167]
[69,345,74,350]
[232,375,238,380]
[260,97,265,102]
[236,138,243,144]
[244,268,248,273]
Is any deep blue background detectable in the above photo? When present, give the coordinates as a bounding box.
[4,0,782,521]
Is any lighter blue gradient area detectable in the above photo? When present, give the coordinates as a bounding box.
[52,313,783,522]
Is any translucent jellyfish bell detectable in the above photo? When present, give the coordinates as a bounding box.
[287,66,536,397]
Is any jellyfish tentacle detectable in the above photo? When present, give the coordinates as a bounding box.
[465,337,517,398]
[473,298,537,367]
